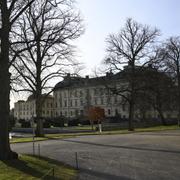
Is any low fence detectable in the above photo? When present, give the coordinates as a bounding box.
[102,119,178,131]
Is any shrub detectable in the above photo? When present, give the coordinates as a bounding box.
[68,119,79,126]
[51,117,65,127]
[21,121,31,128]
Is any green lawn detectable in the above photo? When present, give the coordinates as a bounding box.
[10,125,179,144]
[0,155,77,180]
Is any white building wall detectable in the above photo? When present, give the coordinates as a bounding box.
[14,97,55,121]
[54,84,129,119]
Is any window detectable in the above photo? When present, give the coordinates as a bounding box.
[59,99,62,107]
[101,98,104,105]
[114,96,117,104]
[70,91,72,97]
[99,88,103,95]
[80,99,83,106]
[64,100,67,107]
[75,99,78,106]
[80,110,83,115]
[108,109,111,115]
[79,90,83,97]
[65,111,67,116]
[115,109,118,115]
[94,98,97,105]
[75,110,79,116]
[74,90,77,97]
[70,100,73,107]
[94,89,97,96]
[122,104,126,111]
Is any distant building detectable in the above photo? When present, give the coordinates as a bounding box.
[53,73,129,119]
[14,69,178,123]
[14,94,55,121]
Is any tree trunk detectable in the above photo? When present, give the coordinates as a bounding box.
[98,123,102,133]
[90,120,94,131]
[128,99,135,131]
[0,2,18,160]
[35,97,44,137]
[128,61,135,131]
[177,69,180,127]
[157,108,167,126]
[34,37,44,137]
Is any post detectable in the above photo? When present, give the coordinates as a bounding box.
[31,116,35,155]
[99,123,102,133]
[52,167,55,177]
[38,144,40,157]
[33,137,35,155]
[75,152,79,169]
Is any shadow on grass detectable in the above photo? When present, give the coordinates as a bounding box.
[2,156,59,180]
[80,167,132,180]
[31,155,75,169]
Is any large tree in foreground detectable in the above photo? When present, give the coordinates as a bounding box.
[12,0,84,136]
[0,0,35,160]
[104,18,159,131]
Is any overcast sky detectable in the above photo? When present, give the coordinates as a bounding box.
[76,0,180,75]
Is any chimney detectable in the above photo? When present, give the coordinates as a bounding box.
[64,73,71,81]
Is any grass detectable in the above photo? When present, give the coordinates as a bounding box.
[0,155,77,180]
[10,125,180,144]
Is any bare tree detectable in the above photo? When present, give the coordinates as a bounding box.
[155,37,180,126]
[135,67,175,125]
[11,0,84,136]
[104,18,159,131]
[0,0,35,160]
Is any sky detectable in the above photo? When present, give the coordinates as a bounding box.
[75,0,180,75]
[10,0,180,108]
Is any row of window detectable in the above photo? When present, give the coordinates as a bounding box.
[16,110,53,117]
[16,102,53,111]
[55,87,114,100]
[56,108,127,118]
[56,109,84,117]
[56,97,125,109]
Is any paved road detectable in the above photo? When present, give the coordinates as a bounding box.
[11,130,180,180]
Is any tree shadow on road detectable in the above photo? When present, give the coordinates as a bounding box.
[135,132,180,137]
[61,139,180,154]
